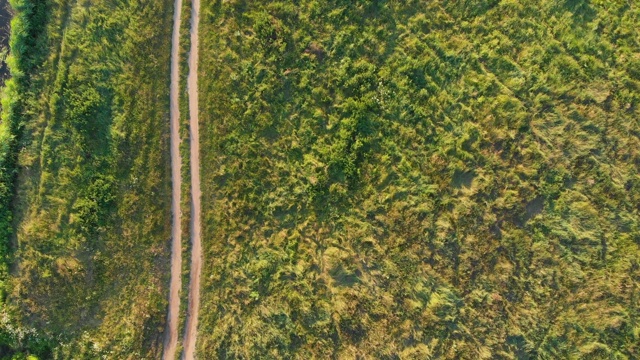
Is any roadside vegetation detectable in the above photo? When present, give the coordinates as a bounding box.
[197,1,640,358]
[0,0,52,357]
[1,0,174,358]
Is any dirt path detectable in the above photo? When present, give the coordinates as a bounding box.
[162,0,183,357]
[182,0,202,356]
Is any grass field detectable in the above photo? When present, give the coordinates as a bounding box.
[196,1,640,358]
[0,0,639,359]
[0,0,174,358]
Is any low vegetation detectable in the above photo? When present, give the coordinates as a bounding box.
[1,0,639,359]
[197,1,640,358]
[0,0,51,357]
[1,0,174,358]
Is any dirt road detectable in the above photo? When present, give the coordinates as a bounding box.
[182,0,202,356]
[163,0,200,357]
[162,0,183,357]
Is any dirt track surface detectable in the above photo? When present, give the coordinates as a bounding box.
[162,0,183,357]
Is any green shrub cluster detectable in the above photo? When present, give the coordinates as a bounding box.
[0,0,53,357]
[0,0,48,294]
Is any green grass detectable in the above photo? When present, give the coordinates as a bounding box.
[1,0,174,358]
[1,0,639,358]
[196,1,640,358]
[178,0,193,355]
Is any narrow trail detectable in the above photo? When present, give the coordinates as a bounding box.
[162,0,183,356]
[182,0,202,356]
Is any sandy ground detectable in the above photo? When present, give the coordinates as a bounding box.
[162,0,184,357]
[182,0,202,356]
